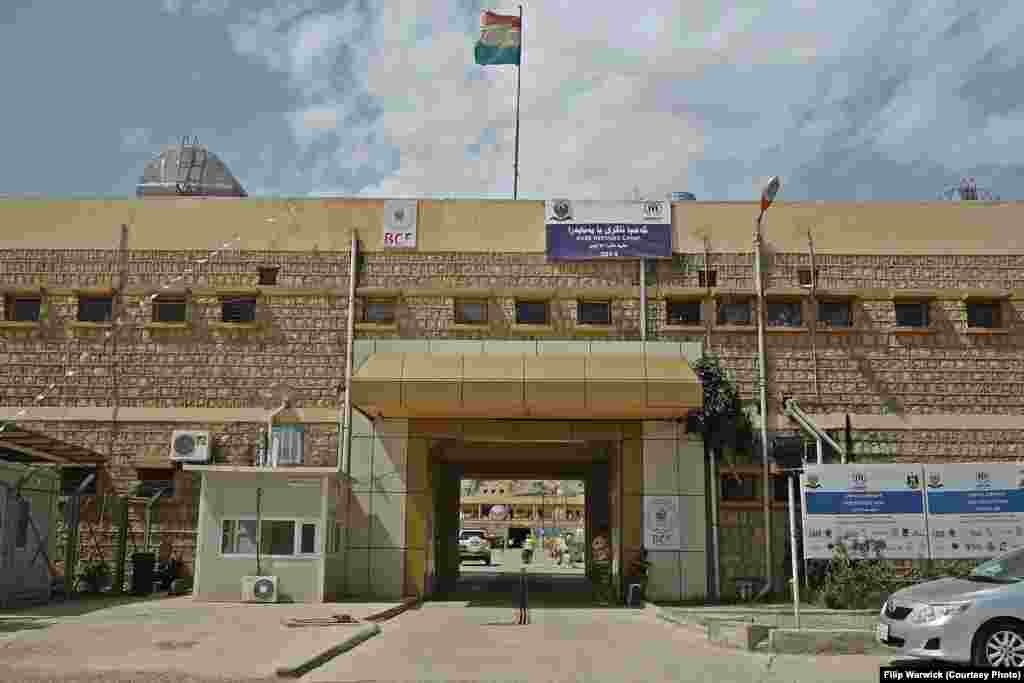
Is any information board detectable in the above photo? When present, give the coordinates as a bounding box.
[924,463,1024,559]
[801,464,928,560]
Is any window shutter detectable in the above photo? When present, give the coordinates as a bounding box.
[272,425,304,465]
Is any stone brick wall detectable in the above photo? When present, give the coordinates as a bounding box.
[4,246,1024,584]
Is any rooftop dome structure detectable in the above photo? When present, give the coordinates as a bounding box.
[136,136,247,198]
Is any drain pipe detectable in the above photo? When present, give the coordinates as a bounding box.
[784,398,847,463]
[338,230,358,595]
[640,258,647,341]
[754,211,773,600]
[709,447,721,599]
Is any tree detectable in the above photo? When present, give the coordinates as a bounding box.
[689,354,754,461]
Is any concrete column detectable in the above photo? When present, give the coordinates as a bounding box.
[641,421,707,602]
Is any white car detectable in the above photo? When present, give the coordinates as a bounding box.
[878,548,1024,667]
[459,529,492,565]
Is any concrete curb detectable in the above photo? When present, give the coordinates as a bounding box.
[769,628,891,655]
[365,597,421,623]
[274,622,382,678]
[655,606,888,655]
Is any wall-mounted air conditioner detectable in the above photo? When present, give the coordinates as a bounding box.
[241,575,278,603]
[170,430,211,463]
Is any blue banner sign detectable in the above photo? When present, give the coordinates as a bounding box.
[544,200,673,260]
[804,491,925,515]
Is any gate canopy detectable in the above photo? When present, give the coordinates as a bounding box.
[0,425,105,464]
[350,351,702,419]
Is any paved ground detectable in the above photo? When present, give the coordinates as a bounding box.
[309,603,897,683]
[0,595,401,681]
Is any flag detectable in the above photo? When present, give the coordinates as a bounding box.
[474,10,521,66]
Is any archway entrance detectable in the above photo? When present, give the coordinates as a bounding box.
[430,440,618,606]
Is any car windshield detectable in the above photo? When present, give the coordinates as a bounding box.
[460,531,484,541]
[969,548,1024,583]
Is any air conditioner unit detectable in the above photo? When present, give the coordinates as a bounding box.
[241,575,278,603]
[170,430,211,463]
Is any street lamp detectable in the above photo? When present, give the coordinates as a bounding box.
[754,175,780,598]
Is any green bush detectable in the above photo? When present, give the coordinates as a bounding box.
[817,540,901,609]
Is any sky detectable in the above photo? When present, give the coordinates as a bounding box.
[1,1,1021,200]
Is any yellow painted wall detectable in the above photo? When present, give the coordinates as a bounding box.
[2,198,1023,254]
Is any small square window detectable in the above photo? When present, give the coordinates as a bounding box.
[698,270,717,288]
[221,296,257,323]
[454,299,488,325]
[152,295,187,323]
[257,266,279,286]
[817,300,852,328]
[895,302,929,327]
[577,300,611,325]
[667,300,702,326]
[78,296,113,323]
[515,300,549,325]
[797,268,819,287]
[967,301,1001,329]
[721,475,758,501]
[363,298,396,323]
[717,300,752,326]
[5,295,41,322]
[767,301,803,327]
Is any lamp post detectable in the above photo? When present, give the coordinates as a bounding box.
[755,176,780,597]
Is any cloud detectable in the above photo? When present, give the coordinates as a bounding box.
[215,0,1024,199]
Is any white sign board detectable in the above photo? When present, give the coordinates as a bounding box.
[801,464,928,560]
[924,463,1024,559]
[643,495,682,550]
[382,199,417,248]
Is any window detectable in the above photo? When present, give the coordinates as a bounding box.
[363,298,396,323]
[152,295,187,323]
[271,424,304,466]
[698,270,717,288]
[454,299,488,325]
[967,301,1002,329]
[78,295,113,323]
[720,475,758,501]
[895,301,929,327]
[797,268,819,287]
[767,301,802,327]
[577,300,611,325]
[5,295,41,322]
[817,300,852,328]
[515,300,549,325]
[220,518,320,556]
[667,300,702,326]
[221,519,258,555]
[257,266,279,286]
[135,469,175,498]
[716,300,752,326]
[221,296,257,323]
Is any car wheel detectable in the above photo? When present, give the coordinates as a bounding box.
[973,620,1024,668]
[485,556,491,566]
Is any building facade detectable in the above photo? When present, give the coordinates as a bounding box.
[1,196,1023,601]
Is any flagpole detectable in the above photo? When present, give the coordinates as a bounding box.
[513,4,523,200]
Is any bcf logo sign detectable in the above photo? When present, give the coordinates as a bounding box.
[383,231,415,247]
